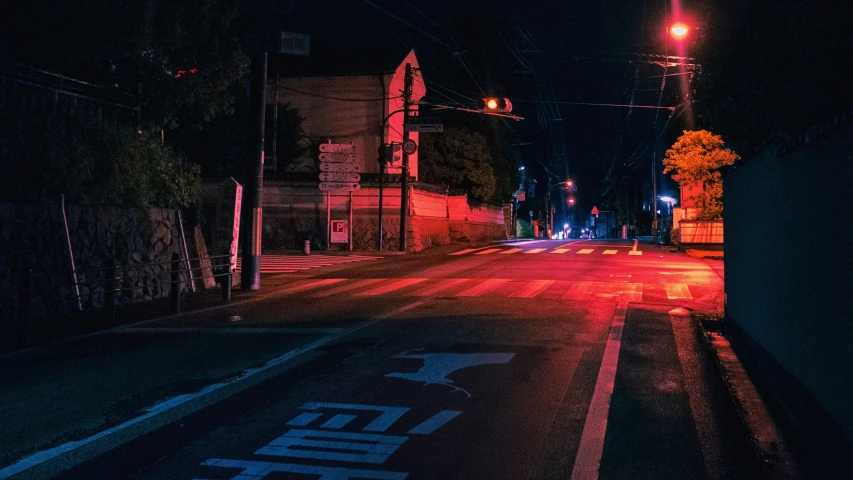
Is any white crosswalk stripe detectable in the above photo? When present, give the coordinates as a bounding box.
[235,254,380,274]
[267,277,701,304]
[449,246,652,256]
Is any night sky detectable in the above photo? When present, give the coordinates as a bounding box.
[289,0,696,212]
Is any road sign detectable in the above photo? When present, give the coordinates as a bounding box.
[516,191,526,202]
[319,182,360,192]
[319,172,361,183]
[405,124,444,133]
[591,206,600,215]
[402,139,418,155]
[319,143,355,153]
[330,220,348,243]
[319,152,356,162]
[319,162,361,173]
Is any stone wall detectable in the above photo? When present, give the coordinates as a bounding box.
[0,203,187,345]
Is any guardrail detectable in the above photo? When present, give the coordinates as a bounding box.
[2,254,234,349]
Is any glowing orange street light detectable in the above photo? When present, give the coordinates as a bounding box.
[669,23,689,39]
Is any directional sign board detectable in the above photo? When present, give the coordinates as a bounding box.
[319,162,361,173]
[320,172,361,183]
[406,116,443,133]
[319,143,355,153]
[319,182,360,192]
[319,152,356,163]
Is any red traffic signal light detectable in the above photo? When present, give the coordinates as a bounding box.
[482,97,513,113]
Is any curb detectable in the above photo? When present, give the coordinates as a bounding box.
[701,323,807,479]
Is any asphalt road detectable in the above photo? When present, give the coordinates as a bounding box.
[51,239,762,480]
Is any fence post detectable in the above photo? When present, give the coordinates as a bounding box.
[169,252,182,313]
[16,268,31,346]
[222,269,232,302]
[103,264,117,326]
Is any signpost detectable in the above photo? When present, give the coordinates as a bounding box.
[319,143,355,153]
[320,172,361,183]
[320,162,361,173]
[319,182,360,192]
[319,152,356,163]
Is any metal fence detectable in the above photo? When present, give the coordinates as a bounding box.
[1,254,234,350]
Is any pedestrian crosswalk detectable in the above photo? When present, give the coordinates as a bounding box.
[451,246,643,256]
[263,277,700,303]
[235,254,381,274]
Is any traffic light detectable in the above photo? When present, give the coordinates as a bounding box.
[385,143,402,166]
[482,97,513,113]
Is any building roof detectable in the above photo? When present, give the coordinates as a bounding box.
[271,38,414,78]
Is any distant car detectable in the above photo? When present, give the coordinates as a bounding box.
[580,233,590,239]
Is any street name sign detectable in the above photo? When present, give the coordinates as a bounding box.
[405,124,444,133]
[319,162,361,173]
[319,182,360,192]
[319,143,355,153]
[320,172,361,183]
[319,152,356,163]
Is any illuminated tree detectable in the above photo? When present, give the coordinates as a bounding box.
[663,130,740,220]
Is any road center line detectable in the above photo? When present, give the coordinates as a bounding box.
[571,302,628,480]
[0,300,426,480]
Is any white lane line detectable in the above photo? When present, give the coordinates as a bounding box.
[407,410,463,435]
[409,278,468,296]
[356,278,427,296]
[475,248,502,255]
[576,249,594,255]
[665,283,693,300]
[509,280,555,298]
[499,248,523,254]
[571,302,628,480]
[308,279,385,298]
[0,300,426,480]
[563,282,595,301]
[602,250,618,255]
[525,248,547,254]
[455,278,510,297]
[449,248,478,255]
[551,248,570,254]
[628,251,643,256]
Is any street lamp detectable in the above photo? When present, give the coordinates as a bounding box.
[669,23,689,40]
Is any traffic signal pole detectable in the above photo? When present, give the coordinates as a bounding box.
[399,63,413,252]
[241,52,267,290]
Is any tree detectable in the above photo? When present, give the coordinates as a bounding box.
[663,130,739,220]
[2,0,248,133]
[419,127,497,204]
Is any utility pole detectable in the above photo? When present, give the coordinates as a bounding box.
[399,63,413,252]
[241,53,267,290]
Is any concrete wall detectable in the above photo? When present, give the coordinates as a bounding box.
[724,121,853,475]
[262,182,505,252]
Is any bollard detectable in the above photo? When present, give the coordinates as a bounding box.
[169,252,182,313]
[303,239,311,255]
[16,268,31,346]
[222,270,232,302]
[103,265,117,327]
